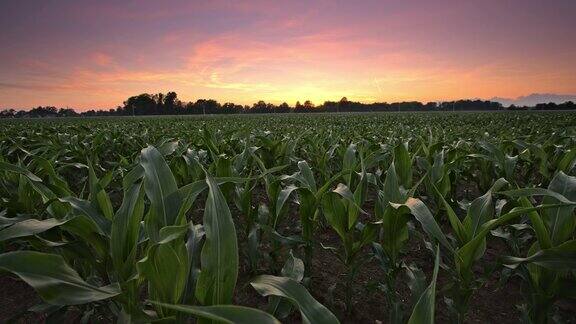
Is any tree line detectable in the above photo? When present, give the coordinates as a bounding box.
[1,92,576,118]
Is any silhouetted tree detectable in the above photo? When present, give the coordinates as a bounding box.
[3,91,575,118]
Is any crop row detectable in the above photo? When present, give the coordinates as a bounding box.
[0,113,575,323]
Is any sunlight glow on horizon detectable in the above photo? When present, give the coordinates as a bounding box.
[0,0,575,110]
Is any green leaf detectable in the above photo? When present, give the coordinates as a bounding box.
[298,160,317,192]
[343,143,357,185]
[558,149,576,173]
[183,223,205,305]
[382,162,404,204]
[321,192,348,240]
[518,197,552,249]
[330,183,367,225]
[137,226,188,317]
[281,250,305,282]
[408,245,440,324]
[463,178,508,238]
[0,160,42,182]
[110,181,145,281]
[251,275,340,324]
[195,171,239,305]
[405,264,427,305]
[394,142,412,188]
[542,172,576,245]
[430,150,445,184]
[456,204,570,278]
[0,251,120,305]
[269,251,305,318]
[503,240,576,270]
[140,146,183,237]
[276,185,299,219]
[148,301,280,324]
[87,161,114,220]
[498,187,576,205]
[59,196,111,236]
[0,217,71,242]
[390,198,454,253]
[432,183,468,244]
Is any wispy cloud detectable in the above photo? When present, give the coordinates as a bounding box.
[1,0,575,109]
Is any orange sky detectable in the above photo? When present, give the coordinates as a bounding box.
[1,0,575,110]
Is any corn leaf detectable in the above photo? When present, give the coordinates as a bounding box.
[0,217,71,242]
[195,171,239,305]
[0,251,120,305]
[148,301,280,324]
[251,275,340,324]
[503,240,576,270]
[408,245,440,324]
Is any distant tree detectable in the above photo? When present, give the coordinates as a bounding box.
[123,94,156,115]
[221,102,241,114]
[164,91,178,114]
[277,102,291,113]
[251,100,268,113]
[195,99,207,115]
[338,97,349,113]
[0,109,15,118]
[204,99,220,114]
[8,90,576,118]
[58,108,78,117]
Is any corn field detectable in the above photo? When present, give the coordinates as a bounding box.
[0,112,575,323]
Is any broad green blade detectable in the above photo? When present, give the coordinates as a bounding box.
[269,251,305,318]
[140,146,182,233]
[59,196,111,235]
[390,198,454,253]
[0,160,42,182]
[432,183,468,244]
[462,178,508,238]
[148,301,280,324]
[281,250,305,282]
[394,142,412,188]
[87,160,114,220]
[408,245,440,324]
[137,226,188,317]
[503,240,576,270]
[498,187,576,205]
[110,181,144,281]
[276,185,299,219]
[298,160,317,192]
[542,172,576,245]
[195,171,239,305]
[251,275,340,324]
[456,204,570,277]
[0,251,120,305]
[0,217,71,242]
[518,197,552,249]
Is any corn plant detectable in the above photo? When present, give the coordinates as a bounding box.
[372,142,428,322]
[390,173,575,323]
[320,143,380,311]
[0,146,242,321]
[497,171,576,323]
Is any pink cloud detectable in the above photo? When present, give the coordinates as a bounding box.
[91,52,115,67]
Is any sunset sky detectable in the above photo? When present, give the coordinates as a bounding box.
[1,0,575,110]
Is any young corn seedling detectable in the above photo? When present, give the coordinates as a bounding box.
[497,171,576,323]
[372,142,423,322]
[321,144,379,312]
[390,174,575,323]
[0,146,243,322]
[276,160,350,275]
